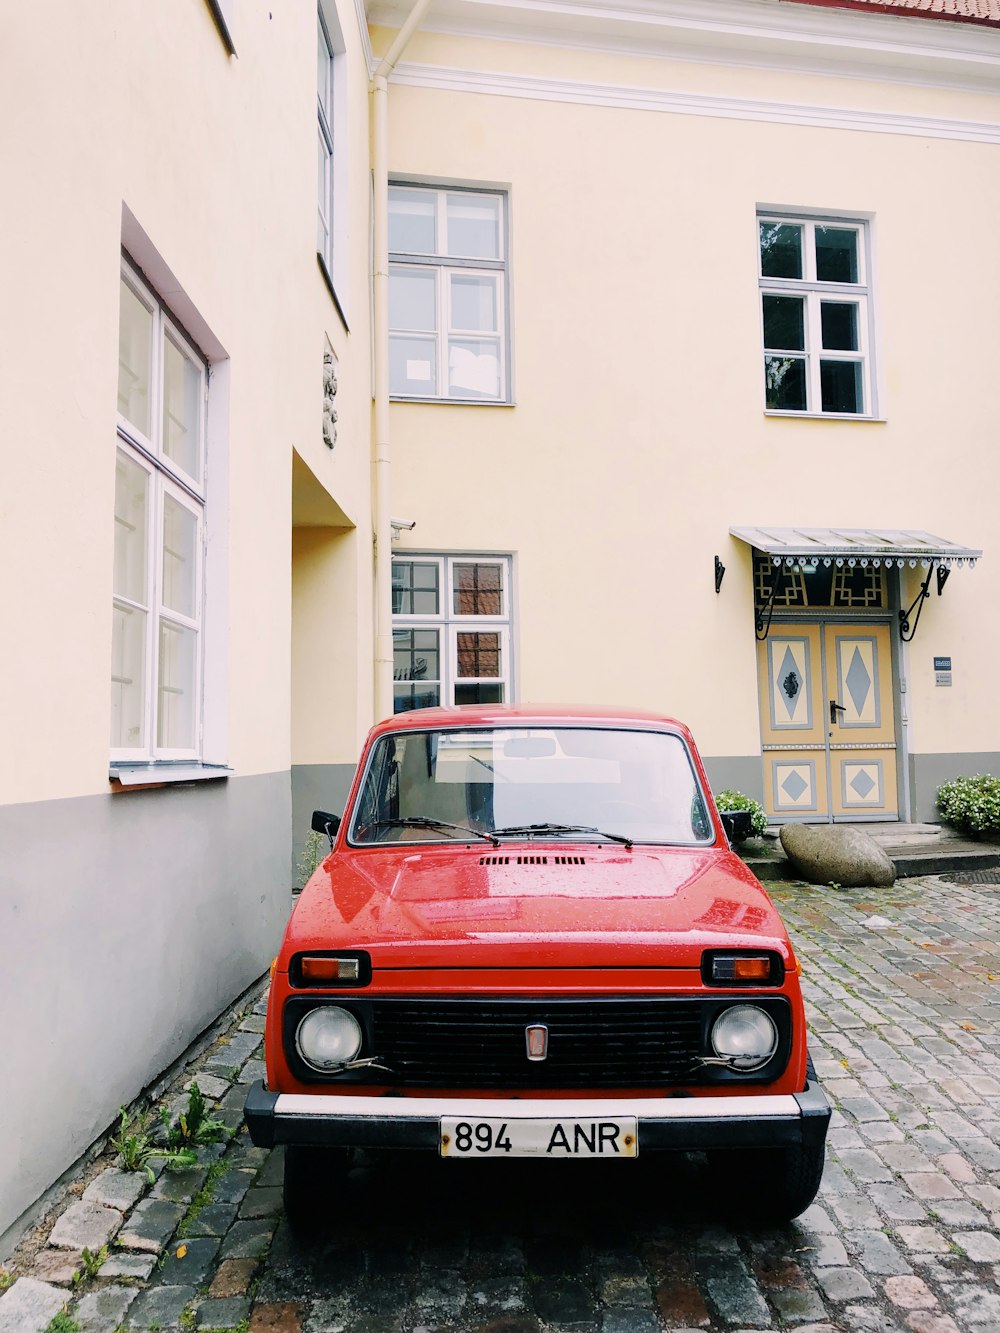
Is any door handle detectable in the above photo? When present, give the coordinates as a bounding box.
[829,699,847,725]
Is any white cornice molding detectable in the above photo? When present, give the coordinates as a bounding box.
[367,0,1000,91]
[353,0,374,69]
[391,61,1000,143]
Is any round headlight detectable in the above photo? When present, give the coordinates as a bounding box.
[295,1007,362,1071]
[711,1004,778,1071]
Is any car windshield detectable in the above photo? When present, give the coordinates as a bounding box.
[349,726,713,846]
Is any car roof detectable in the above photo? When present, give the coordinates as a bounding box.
[369,704,695,742]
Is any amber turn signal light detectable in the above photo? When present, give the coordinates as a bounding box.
[702,951,783,986]
[300,956,360,984]
[732,958,771,981]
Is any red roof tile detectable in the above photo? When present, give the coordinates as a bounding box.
[782,0,1000,27]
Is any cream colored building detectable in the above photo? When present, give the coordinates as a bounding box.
[0,0,375,1248]
[3,0,1000,1250]
[372,0,1000,826]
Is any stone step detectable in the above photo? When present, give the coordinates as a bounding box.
[743,843,1000,883]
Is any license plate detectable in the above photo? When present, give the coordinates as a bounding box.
[440,1116,638,1158]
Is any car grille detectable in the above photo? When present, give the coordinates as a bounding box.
[369,997,705,1088]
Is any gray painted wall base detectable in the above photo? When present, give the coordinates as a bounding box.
[909,752,1000,824]
[702,756,764,804]
[291,763,357,885]
[0,771,290,1240]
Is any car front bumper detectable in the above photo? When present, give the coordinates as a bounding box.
[244,1080,830,1153]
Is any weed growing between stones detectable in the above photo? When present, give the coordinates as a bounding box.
[177,1160,230,1237]
[44,1313,80,1333]
[71,1246,109,1287]
[112,1107,197,1183]
[161,1084,228,1150]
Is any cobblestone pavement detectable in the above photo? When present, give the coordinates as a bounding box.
[3,874,1000,1333]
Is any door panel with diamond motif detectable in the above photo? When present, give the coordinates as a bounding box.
[825,623,897,819]
[757,627,829,819]
[757,622,897,821]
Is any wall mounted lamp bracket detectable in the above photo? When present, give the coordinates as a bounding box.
[714,556,725,594]
[899,561,940,642]
[755,559,784,641]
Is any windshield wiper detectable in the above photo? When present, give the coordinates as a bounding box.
[367,817,500,847]
[491,822,633,850]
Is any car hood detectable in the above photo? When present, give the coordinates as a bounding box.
[285,844,791,970]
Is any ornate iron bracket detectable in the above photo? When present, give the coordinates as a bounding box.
[714,555,726,594]
[755,561,785,641]
[899,561,939,642]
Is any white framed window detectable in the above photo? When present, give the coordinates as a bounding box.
[113,259,208,761]
[389,184,510,402]
[758,213,874,417]
[391,556,513,710]
[317,10,335,274]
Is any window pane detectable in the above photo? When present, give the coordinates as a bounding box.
[389,187,436,254]
[118,278,152,436]
[762,295,805,351]
[453,562,502,616]
[820,360,863,414]
[317,17,331,112]
[389,267,436,332]
[114,451,148,603]
[451,274,497,333]
[318,126,331,226]
[162,333,202,479]
[393,628,440,711]
[392,561,440,615]
[764,356,807,411]
[448,338,500,399]
[457,631,501,679]
[394,683,442,712]
[162,494,198,619]
[446,194,500,259]
[821,301,859,351]
[759,222,802,279]
[157,619,198,750]
[816,227,858,283]
[390,334,437,396]
[455,682,503,705]
[111,602,146,749]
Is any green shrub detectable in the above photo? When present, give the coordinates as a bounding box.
[714,789,768,840]
[936,774,1000,836]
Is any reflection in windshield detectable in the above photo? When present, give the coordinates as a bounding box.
[350,727,713,846]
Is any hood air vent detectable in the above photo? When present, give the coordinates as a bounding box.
[479,855,587,867]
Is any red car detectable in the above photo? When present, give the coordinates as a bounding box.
[245,705,829,1225]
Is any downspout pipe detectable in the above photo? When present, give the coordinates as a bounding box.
[372,0,433,720]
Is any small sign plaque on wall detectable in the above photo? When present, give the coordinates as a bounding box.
[934,656,952,687]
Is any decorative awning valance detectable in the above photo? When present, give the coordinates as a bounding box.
[729,527,981,570]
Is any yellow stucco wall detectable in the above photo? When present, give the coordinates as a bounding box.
[0,0,375,806]
[380,25,1000,762]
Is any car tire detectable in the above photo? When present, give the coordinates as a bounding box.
[707,1139,826,1223]
[282,1145,350,1233]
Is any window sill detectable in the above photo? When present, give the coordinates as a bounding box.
[204,0,237,55]
[764,410,886,423]
[110,761,233,793]
[391,395,515,408]
[317,253,349,334]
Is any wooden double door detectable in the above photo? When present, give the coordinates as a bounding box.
[757,621,898,822]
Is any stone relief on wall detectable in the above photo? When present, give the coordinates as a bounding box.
[323,349,338,449]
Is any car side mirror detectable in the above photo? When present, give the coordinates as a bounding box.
[720,810,753,843]
[311,809,341,847]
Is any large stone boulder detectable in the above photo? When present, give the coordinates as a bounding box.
[779,823,896,887]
